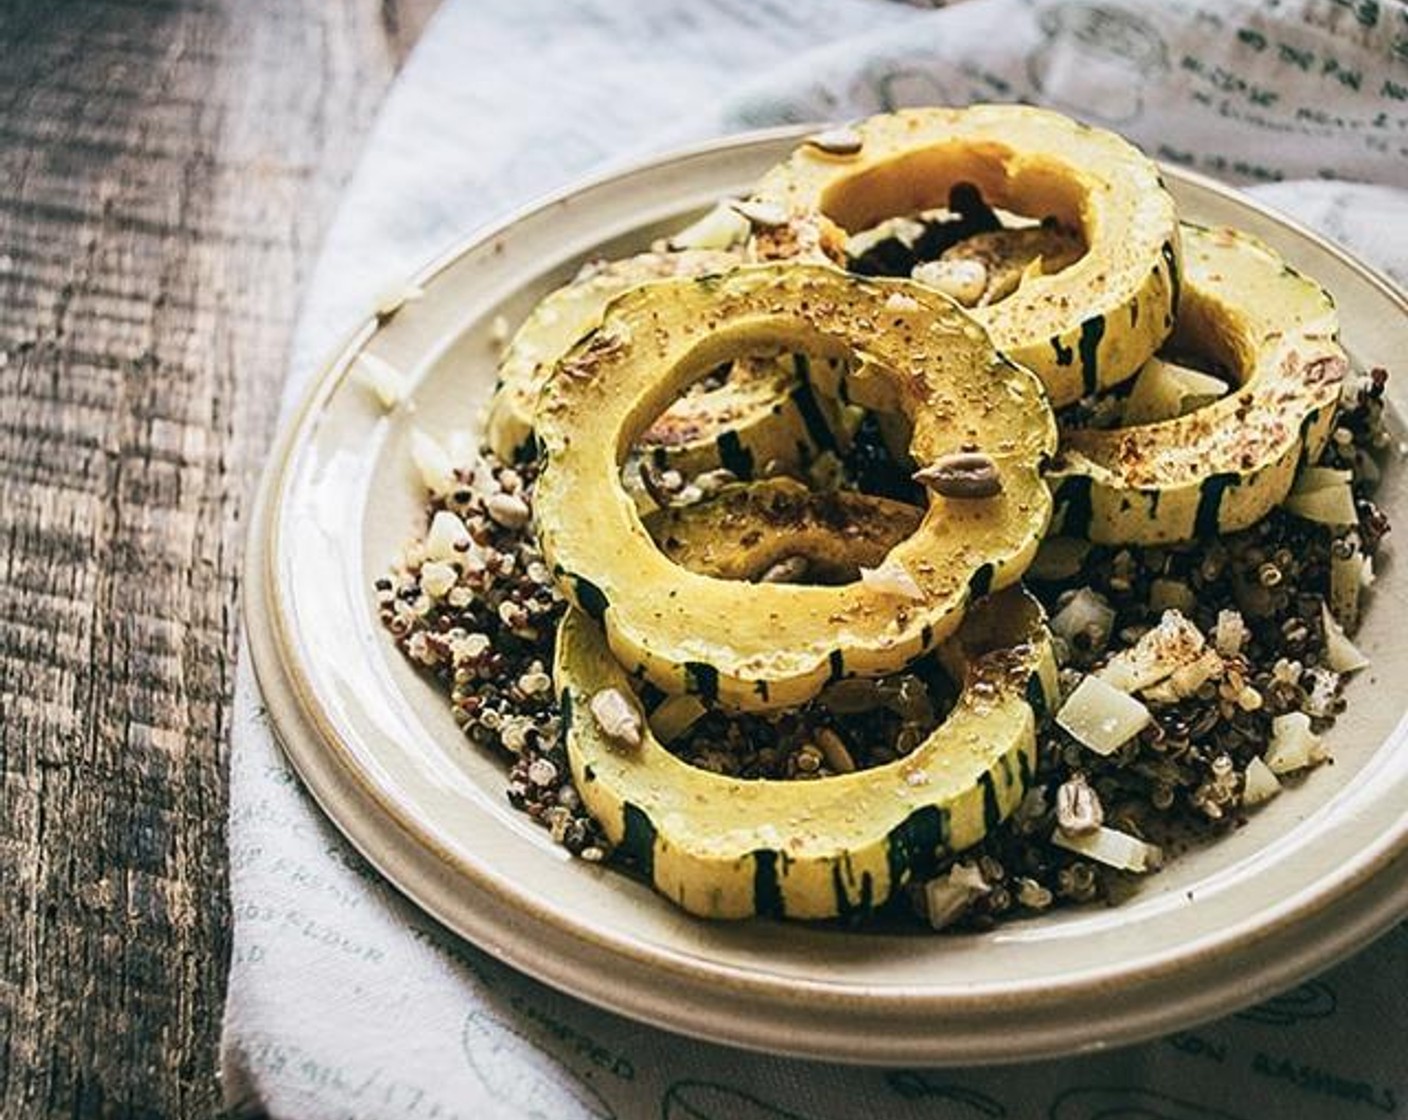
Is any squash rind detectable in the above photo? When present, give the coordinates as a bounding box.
[533,263,1057,711]
[747,105,1181,407]
[487,249,841,478]
[1048,223,1348,544]
[558,588,1056,920]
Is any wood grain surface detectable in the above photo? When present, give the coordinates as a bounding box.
[0,0,438,1114]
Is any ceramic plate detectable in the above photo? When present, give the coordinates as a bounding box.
[245,127,1408,1065]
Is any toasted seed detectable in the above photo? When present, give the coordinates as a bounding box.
[805,126,863,156]
[913,452,1002,498]
[1055,773,1104,835]
[815,727,857,773]
[729,199,789,228]
[485,491,531,529]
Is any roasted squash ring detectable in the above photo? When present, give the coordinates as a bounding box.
[1048,224,1348,544]
[557,587,1056,920]
[747,105,1181,407]
[533,263,1056,712]
[486,250,843,481]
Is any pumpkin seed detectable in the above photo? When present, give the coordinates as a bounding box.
[804,126,863,157]
[913,452,1002,498]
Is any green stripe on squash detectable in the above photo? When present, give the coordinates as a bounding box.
[746,104,1182,407]
[556,588,1055,920]
[1049,223,1347,544]
[485,249,845,498]
[533,264,1055,712]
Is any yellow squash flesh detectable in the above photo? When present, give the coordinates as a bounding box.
[1048,223,1348,544]
[643,477,921,582]
[487,249,844,479]
[558,588,1056,920]
[747,105,1181,407]
[533,264,1056,711]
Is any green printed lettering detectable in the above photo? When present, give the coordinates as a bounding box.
[1279,43,1315,71]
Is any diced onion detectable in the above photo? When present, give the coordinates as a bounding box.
[1057,675,1152,756]
[1097,610,1206,693]
[668,202,750,251]
[355,351,406,410]
[1052,825,1162,872]
[859,558,924,600]
[1329,540,1366,632]
[1264,712,1327,774]
[1320,602,1370,673]
[1214,609,1250,657]
[923,862,989,930]
[1050,588,1116,654]
[1282,481,1357,526]
[1291,465,1354,494]
[1241,756,1282,806]
[425,509,472,563]
[410,429,456,496]
[648,694,707,742]
[1122,357,1228,425]
[1027,537,1092,582]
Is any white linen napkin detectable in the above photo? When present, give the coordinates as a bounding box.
[222,2,1408,1116]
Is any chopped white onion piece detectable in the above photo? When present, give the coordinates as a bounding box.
[425,509,472,563]
[1214,609,1250,657]
[668,202,750,251]
[355,351,406,410]
[1320,602,1370,673]
[923,862,989,930]
[410,429,456,496]
[1057,675,1152,756]
[1282,480,1357,526]
[1165,648,1226,699]
[1291,465,1354,494]
[1303,667,1341,718]
[1264,712,1327,774]
[419,560,458,599]
[859,557,924,600]
[1097,610,1206,693]
[1148,578,1196,614]
[647,694,707,743]
[1050,588,1116,654]
[1052,825,1162,872]
[1241,756,1283,806]
[1027,537,1092,582]
[1122,358,1228,425]
[1329,543,1367,632]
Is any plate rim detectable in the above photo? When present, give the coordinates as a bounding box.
[243,124,1408,1065]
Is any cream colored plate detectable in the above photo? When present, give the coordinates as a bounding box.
[245,127,1408,1066]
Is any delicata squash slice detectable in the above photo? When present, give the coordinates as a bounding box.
[557,587,1057,920]
[1048,224,1348,544]
[746,105,1182,407]
[532,263,1056,712]
[485,250,845,481]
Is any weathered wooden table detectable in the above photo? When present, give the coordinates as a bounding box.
[0,1,436,1113]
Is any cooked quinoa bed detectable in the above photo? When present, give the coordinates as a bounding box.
[378,366,1392,931]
